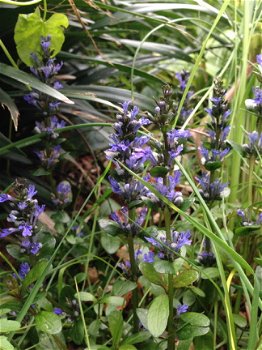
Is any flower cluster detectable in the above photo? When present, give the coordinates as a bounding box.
[197,79,231,201]
[174,70,194,124]
[245,54,262,117]
[106,101,154,203]
[0,182,44,255]
[51,181,72,208]
[242,131,262,157]
[200,79,231,170]
[24,35,66,170]
[237,209,262,227]
[195,173,229,201]
[110,207,147,236]
[153,172,184,206]
[146,229,192,260]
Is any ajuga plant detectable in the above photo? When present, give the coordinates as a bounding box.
[24,35,72,208]
[105,84,199,350]
[195,79,231,264]
[24,35,72,202]
[0,179,45,302]
[235,54,262,251]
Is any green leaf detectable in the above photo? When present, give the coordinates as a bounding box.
[150,166,169,177]
[232,314,247,328]
[70,319,85,345]
[0,87,19,131]
[122,331,151,345]
[0,63,74,105]
[173,270,199,288]
[14,9,68,66]
[139,262,164,286]
[112,280,137,296]
[0,336,15,350]
[108,311,123,348]
[119,345,137,350]
[234,225,260,236]
[0,319,20,333]
[35,311,62,334]
[22,259,49,291]
[75,292,96,302]
[147,294,169,337]
[32,168,51,176]
[200,267,220,280]
[180,312,210,327]
[136,308,148,330]
[101,232,121,254]
[103,296,125,307]
[154,260,175,274]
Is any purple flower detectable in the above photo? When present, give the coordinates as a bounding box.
[242,131,262,156]
[53,307,63,315]
[143,251,155,263]
[172,230,192,251]
[52,181,72,207]
[35,145,65,169]
[110,207,147,236]
[196,173,229,201]
[18,223,33,237]
[198,251,215,266]
[245,87,262,115]
[34,116,66,139]
[41,35,51,54]
[153,171,183,206]
[145,229,191,260]
[0,228,17,238]
[30,242,42,255]
[257,54,262,66]
[176,304,189,315]
[0,194,13,203]
[18,262,30,279]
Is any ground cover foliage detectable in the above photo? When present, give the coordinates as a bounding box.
[0,0,261,349]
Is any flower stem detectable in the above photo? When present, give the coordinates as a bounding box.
[0,40,18,69]
[127,232,139,332]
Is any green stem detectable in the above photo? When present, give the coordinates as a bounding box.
[0,0,41,5]
[164,205,175,350]
[127,232,139,333]
[0,40,18,69]
[248,156,255,206]
[42,0,47,21]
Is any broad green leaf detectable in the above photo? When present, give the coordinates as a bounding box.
[122,331,151,345]
[101,232,121,254]
[147,294,169,337]
[103,296,125,307]
[75,292,96,302]
[70,320,85,345]
[232,314,247,328]
[35,311,62,334]
[136,308,148,330]
[22,259,49,291]
[0,87,19,131]
[139,262,164,286]
[108,311,123,348]
[0,336,14,350]
[119,345,137,350]
[173,270,199,288]
[0,319,20,333]
[14,9,68,66]
[0,63,74,105]
[200,267,220,280]
[112,280,137,296]
[180,312,210,327]
[154,260,175,274]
